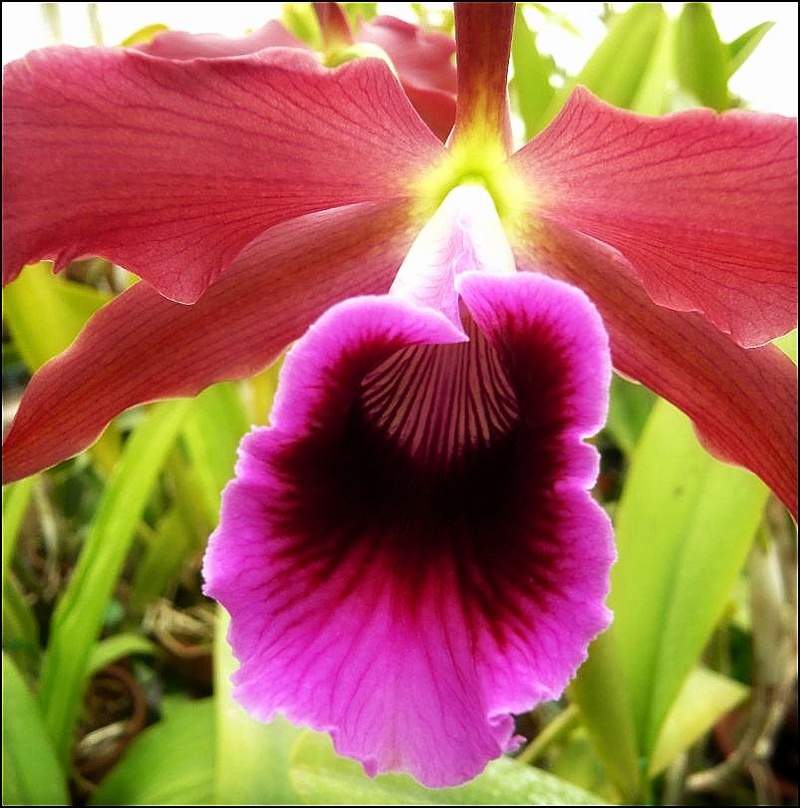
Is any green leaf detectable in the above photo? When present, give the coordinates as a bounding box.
[281,2,322,50]
[2,577,41,678]
[604,374,655,456]
[290,731,604,805]
[86,634,158,679]
[773,328,797,363]
[539,3,667,128]
[2,262,111,372]
[129,505,198,612]
[2,476,36,584]
[511,5,556,138]
[2,653,69,806]
[648,667,748,776]
[38,400,191,766]
[214,609,303,804]
[527,3,581,37]
[1,481,39,675]
[89,697,215,806]
[3,262,121,474]
[674,3,731,111]
[569,629,641,802]
[627,11,674,115]
[342,3,378,26]
[726,21,773,77]
[546,725,620,804]
[610,398,768,759]
[181,382,250,525]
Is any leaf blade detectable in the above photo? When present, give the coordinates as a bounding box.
[38,400,191,765]
[2,653,69,806]
[610,398,768,758]
[290,730,604,805]
[88,697,215,806]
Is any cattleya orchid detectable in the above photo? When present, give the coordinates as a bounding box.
[2,0,797,789]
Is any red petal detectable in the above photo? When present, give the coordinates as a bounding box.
[358,16,457,142]
[516,219,798,518]
[2,45,442,302]
[134,20,303,57]
[513,87,798,347]
[142,13,457,142]
[1,201,419,483]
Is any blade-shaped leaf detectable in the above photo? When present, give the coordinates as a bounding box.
[3,262,121,474]
[568,628,641,802]
[538,3,667,128]
[2,577,41,679]
[86,634,158,679]
[604,374,655,456]
[2,262,111,372]
[129,504,198,613]
[38,399,191,765]
[2,653,69,806]
[648,667,748,776]
[511,5,556,139]
[290,730,604,805]
[674,2,731,111]
[774,328,798,363]
[2,476,35,583]
[628,10,673,115]
[181,382,250,525]
[611,398,768,758]
[88,697,215,806]
[546,725,621,804]
[727,21,774,77]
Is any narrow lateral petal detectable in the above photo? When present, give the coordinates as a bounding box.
[2,45,443,302]
[204,273,613,787]
[512,87,798,347]
[1,201,419,484]
[516,218,798,518]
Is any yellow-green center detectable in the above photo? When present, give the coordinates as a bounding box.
[412,133,531,237]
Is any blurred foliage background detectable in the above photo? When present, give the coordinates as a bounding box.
[2,3,797,806]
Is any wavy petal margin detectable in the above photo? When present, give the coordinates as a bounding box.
[513,87,798,347]
[204,273,613,787]
[515,218,798,518]
[134,20,302,57]
[358,16,457,142]
[2,45,442,302]
[140,12,458,142]
[1,201,420,483]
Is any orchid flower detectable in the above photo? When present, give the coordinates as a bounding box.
[1,0,797,788]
